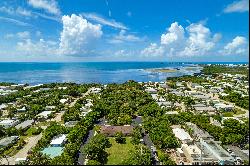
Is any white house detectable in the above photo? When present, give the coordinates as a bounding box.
[0,119,19,128]
[214,103,234,111]
[37,111,52,119]
[172,128,193,143]
[50,134,67,147]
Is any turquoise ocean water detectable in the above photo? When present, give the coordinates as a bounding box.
[0,62,246,85]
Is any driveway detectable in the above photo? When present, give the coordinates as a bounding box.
[1,133,42,165]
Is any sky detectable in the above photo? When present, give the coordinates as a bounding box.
[0,0,249,62]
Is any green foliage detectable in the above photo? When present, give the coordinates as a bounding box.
[220,119,249,145]
[202,65,249,76]
[115,132,126,144]
[157,150,176,165]
[123,145,152,165]
[131,126,143,145]
[87,160,101,165]
[83,134,111,164]
[220,92,249,110]
[143,115,180,149]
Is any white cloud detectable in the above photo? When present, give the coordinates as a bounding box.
[160,22,185,45]
[16,7,32,17]
[59,14,103,56]
[180,23,216,56]
[0,6,60,23]
[0,6,32,17]
[28,0,61,15]
[108,30,143,44]
[0,16,31,26]
[141,22,220,57]
[17,31,30,39]
[224,0,249,13]
[81,13,128,30]
[16,38,58,56]
[141,43,165,57]
[220,36,248,55]
[33,11,61,22]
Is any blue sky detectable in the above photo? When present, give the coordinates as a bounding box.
[0,0,249,62]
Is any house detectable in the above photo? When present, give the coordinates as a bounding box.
[64,121,79,127]
[145,87,157,94]
[59,99,68,104]
[17,106,27,112]
[165,111,179,115]
[100,125,133,136]
[214,103,234,111]
[172,127,193,143]
[90,87,102,94]
[45,106,56,111]
[170,90,184,96]
[156,101,172,108]
[50,134,67,147]
[0,136,19,148]
[193,106,216,114]
[0,119,19,128]
[37,111,52,119]
[15,119,34,130]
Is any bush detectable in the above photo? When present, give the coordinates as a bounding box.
[115,132,126,144]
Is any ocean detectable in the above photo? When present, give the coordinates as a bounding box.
[0,62,246,85]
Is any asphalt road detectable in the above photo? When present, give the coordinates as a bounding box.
[77,118,105,165]
[132,116,160,165]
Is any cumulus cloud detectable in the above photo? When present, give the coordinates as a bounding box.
[220,36,248,55]
[28,0,61,15]
[180,23,216,56]
[224,0,249,13]
[141,43,165,57]
[59,14,103,56]
[108,30,143,44]
[160,22,185,45]
[81,13,128,30]
[141,22,220,57]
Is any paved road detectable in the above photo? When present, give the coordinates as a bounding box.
[1,133,42,165]
[132,116,160,165]
[77,118,105,165]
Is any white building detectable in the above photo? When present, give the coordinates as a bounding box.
[37,111,52,119]
[0,119,19,128]
[50,134,67,147]
[172,128,193,143]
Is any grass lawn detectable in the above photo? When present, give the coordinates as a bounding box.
[234,109,246,115]
[105,137,135,165]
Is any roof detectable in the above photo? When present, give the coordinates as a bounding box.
[0,136,19,147]
[194,106,216,112]
[50,134,67,145]
[37,111,52,117]
[41,147,63,158]
[100,125,133,136]
[0,119,18,125]
[172,128,193,141]
[15,119,34,129]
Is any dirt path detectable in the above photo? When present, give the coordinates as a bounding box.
[1,133,42,165]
